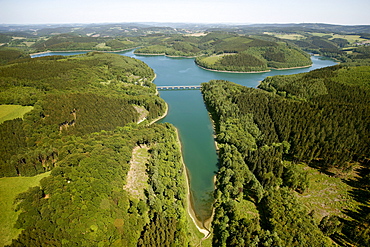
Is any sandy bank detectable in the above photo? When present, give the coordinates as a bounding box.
[148,101,168,126]
[174,129,211,239]
[196,62,316,74]
[196,64,271,74]
[273,64,312,70]
[148,87,211,238]
[134,52,197,59]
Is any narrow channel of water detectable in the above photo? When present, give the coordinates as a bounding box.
[32,50,337,222]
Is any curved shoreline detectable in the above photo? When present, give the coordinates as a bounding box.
[134,52,197,59]
[30,49,313,73]
[174,129,211,239]
[196,63,271,74]
[150,106,211,238]
[148,77,211,238]
[273,64,313,70]
[196,63,314,74]
[148,100,168,125]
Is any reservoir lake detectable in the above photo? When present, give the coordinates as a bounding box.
[32,50,337,221]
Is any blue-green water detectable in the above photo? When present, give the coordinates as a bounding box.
[32,51,337,221]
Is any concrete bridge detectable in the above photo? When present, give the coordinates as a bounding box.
[157,85,201,90]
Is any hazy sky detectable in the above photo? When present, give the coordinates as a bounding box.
[1,0,369,25]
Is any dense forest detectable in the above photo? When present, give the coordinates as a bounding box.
[134,32,312,72]
[0,47,30,65]
[29,33,141,53]
[0,52,164,177]
[201,64,369,246]
[0,52,198,246]
[8,123,190,246]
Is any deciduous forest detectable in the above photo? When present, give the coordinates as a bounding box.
[0,52,194,246]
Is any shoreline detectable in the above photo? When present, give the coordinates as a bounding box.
[174,128,211,239]
[149,82,211,238]
[30,49,314,73]
[196,62,314,74]
[196,63,271,74]
[148,100,168,125]
[134,52,197,59]
[273,63,312,70]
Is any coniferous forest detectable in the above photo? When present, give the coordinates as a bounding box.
[201,64,370,246]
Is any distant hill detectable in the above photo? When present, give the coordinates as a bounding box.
[2,22,370,37]
[134,32,312,72]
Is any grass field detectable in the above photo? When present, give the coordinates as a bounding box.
[95,42,110,49]
[0,172,50,246]
[199,55,223,65]
[330,34,367,43]
[264,32,305,40]
[265,32,369,44]
[310,32,368,44]
[0,105,33,124]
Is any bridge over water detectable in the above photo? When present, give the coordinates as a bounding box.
[157,85,201,90]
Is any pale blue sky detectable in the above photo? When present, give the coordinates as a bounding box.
[1,0,369,25]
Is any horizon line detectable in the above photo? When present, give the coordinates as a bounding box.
[1,21,370,26]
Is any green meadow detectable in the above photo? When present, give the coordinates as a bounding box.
[264,32,305,40]
[0,105,33,124]
[0,172,50,246]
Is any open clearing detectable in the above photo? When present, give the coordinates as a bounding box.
[123,146,150,200]
[0,105,33,124]
[310,33,368,43]
[295,163,362,223]
[264,32,305,40]
[0,172,50,246]
[199,54,224,65]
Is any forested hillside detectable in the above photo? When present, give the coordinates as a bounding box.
[0,52,166,177]
[201,65,370,246]
[135,32,312,72]
[0,47,30,65]
[0,52,195,246]
[30,33,140,53]
[261,30,370,65]
[7,123,190,246]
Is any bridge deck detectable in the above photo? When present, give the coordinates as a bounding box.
[157,85,201,90]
